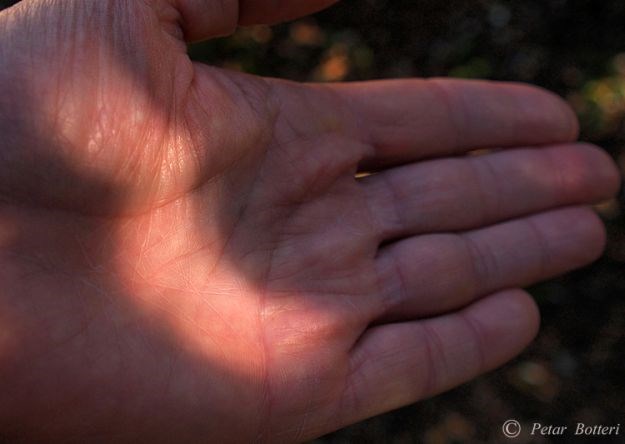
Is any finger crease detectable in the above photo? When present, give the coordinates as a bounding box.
[524,218,551,279]
[461,234,497,294]
[426,80,466,153]
[420,323,444,398]
[379,173,406,238]
[458,311,487,375]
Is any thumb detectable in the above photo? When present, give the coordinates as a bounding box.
[174,0,339,42]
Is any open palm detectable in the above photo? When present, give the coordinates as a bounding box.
[0,1,619,442]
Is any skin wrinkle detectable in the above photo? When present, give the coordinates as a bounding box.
[336,355,362,432]
[341,330,375,410]
[318,87,377,172]
[292,140,362,207]
[425,79,465,156]
[225,60,275,120]
[460,232,499,296]
[523,216,551,280]
[220,125,280,444]
[458,311,487,379]
[290,378,317,444]
[468,153,504,226]
[357,176,397,243]
[347,322,441,410]
[419,323,441,401]
[185,66,273,191]
[545,142,570,206]
[34,296,97,356]
[191,304,237,365]
[361,240,394,322]
[5,1,181,215]
[378,169,407,239]
[386,246,411,320]
[160,66,191,198]
[352,96,377,159]
[322,84,376,162]
[133,210,156,285]
[148,0,185,41]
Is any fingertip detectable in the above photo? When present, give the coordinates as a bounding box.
[524,206,608,272]
[580,144,622,199]
[470,289,541,362]
[433,79,580,146]
[570,207,608,266]
[581,207,609,262]
[504,289,541,345]
[544,143,621,204]
[512,82,580,143]
[559,206,608,265]
[565,100,581,141]
[552,90,580,142]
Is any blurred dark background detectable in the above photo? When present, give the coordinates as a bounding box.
[2,0,624,442]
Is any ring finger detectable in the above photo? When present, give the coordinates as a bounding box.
[372,206,606,321]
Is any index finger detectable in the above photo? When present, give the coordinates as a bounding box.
[325,79,579,170]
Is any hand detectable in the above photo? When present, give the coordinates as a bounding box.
[0,1,619,442]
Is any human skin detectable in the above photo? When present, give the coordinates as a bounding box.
[0,0,620,442]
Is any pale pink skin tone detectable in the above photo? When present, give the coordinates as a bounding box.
[0,1,620,442]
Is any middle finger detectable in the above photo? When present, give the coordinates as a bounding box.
[361,143,619,241]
